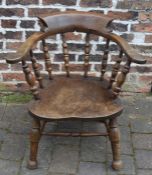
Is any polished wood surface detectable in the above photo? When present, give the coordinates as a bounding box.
[28,75,123,120]
[61,33,70,77]
[39,11,114,34]
[109,50,123,88]
[22,60,40,100]
[84,33,91,78]
[42,39,52,80]
[5,11,146,171]
[30,50,43,88]
[100,39,110,80]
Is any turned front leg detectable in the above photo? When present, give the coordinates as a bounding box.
[109,118,122,170]
[27,118,41,170]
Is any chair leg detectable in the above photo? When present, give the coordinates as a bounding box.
[27,118,41,170]
[109,118,122,170]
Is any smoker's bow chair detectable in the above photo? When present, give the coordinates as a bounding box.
[6,11,146,170]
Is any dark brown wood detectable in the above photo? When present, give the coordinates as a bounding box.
[27,118,41,170]
[22,60,40,100]
[100,39,110,80]
[109,50,123,88]
[106,33,146,64]
[30,50,43,88]
[6,32,44,64]
[109,118,122,170]
[42,132,108,137]
[42,39,52,79]
[112,59,131,96]
[84,33,91,78]
[38,11,113,34]
[5,11,147,171]
[61,33,70,77]
[28,75,123,120]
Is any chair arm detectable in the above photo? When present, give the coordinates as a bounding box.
[6,32,44,64]
[107,33,146,64]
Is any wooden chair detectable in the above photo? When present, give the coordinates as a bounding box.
[6,11,146,170]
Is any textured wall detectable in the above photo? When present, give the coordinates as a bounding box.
[0,0,152,91]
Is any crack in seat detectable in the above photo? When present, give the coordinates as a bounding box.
[29,75,123,120]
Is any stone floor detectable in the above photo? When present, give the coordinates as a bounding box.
[0,94,152,175]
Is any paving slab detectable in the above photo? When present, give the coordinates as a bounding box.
[128,98,152,118]
[56,121,82,132]
[0,129,7,142]
[137,169,152,175]
[135,150,152,169]
[130,119,152,133]
[9,121,31,134]
[0,143,26,161]
[48,145,79,174]
[47,173,70,175]
[3,104,31,123]
[0,104,6,120]
[0,133,27,161]
[0,159,20,175]
[53,136,80,146]
[2,133,27,146]
[119,96,152,126]
[77,162,106,175]
[39,135,54,149]
[82,121,106,132]
[120,126,131,142]
[132,133,152,150]
[80,136,107,163]
[0,121,10,130]
[44,122,57,133]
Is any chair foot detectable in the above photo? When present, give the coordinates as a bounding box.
[108,118,122,171]
[27,118,41,170]
[27,160,38,170]
[112,160,123,170]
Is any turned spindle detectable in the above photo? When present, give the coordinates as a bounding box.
[112,59,131,96]
[100,39,110,80]
[22,60,40,100]
[84,33,91,78]
[109,50,123,88]
[61,33,70,77]
[30,50,43,88]
[42,39,52,80]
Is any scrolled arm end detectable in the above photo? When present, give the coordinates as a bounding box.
[6,32,44,64]
[6,52,24,64]
[126,47,146,64]
[108,33,146,64]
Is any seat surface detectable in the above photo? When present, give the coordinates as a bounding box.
[29,75,123,120]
